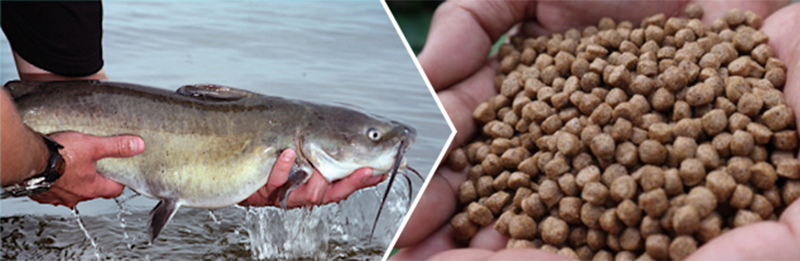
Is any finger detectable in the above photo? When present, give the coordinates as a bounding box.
[438,65,498,153]
[90,135,145,160]
[523,1,684,36]
[469,223,508,250]
[521,1,787,37]
[265,149,296,191]
[689,192,800,260]
[395,168,463,247]
[419,1,536,90]
[391,225,460,261]
[761,2,800,127]
[697,0,788,24]
[287,172,329,207]
[322,168,375,204]
[429,248,571,261]
[238,150,297,207]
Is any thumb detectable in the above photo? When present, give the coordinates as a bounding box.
[91,135,145,160]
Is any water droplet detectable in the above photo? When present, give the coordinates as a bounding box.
[71,207,101,260]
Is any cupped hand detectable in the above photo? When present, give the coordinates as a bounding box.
[394,0,794,260]
[688,3,800,259]
[239,149,387,208]
[30,132,145,208]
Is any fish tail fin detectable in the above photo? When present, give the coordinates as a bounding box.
[149,199,180,243]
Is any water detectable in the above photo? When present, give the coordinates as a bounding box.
[0,1,450,260]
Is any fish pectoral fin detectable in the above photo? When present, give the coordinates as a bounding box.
[270,165,310,209]
[148,198,180,243]
[176,84,256,100]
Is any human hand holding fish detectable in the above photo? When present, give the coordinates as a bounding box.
[28,132,144,208]
[240,149,388,208]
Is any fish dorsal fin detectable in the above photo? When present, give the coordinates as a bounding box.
[176,84,256,100]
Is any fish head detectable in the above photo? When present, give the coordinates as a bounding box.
[298,105,416,182]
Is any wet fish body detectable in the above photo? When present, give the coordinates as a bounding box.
[6,80,416,241]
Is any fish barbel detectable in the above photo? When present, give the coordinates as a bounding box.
[5,80,416,241]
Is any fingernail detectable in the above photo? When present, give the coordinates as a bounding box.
[364,174,384,185]
[129,138,140,152]
[280,150,295,162]
[128,137,144,153]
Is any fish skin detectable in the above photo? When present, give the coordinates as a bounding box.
[6,80,416,241]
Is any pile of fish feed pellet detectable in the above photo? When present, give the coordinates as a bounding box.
[446,5,799,261]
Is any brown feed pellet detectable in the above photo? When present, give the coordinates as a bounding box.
[459,180,478,205]
[509,214,538,239]
[619,227,643,251]
[494,210,514,235]
[733,209,763,227]
[639,165,665,191]
[610,175,638,201]
[486,191,511,215]
[508,171,530,189]
[750,194,774,219]
[639,140,667,165]
[560,196,583,224]
[696,143,720,169]
[569,226,588,247]
[669,236,697,261]
[630,127,648,145]
[559,173,580,196]
[617,199,643,227]
[730,184,754,209]
[606,232,621,252]
[587,229,607,251]
[541,216,569,246]
[599,208,624,235]
[449,7,799,260]
[558,247,581,259]
[583,182,610,205]
[672,205,700,235]
[513,187,533,209]
[783,181,800,205]
[492,171,510,191]
[727,156,754,183]
[679,158,706,186]
[476,175,494,197]
[663,168,684,196]
[706,170,736,202]
[467,202,494,226]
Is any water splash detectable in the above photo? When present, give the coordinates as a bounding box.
[242,178,411,260]
[114,194,140,250]
[71,207,101,260]
[244,205,330,260]
[208,210,221,225]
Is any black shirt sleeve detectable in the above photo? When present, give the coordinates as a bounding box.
[2,1,104,77]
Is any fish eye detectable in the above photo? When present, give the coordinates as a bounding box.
[367,127,382,141]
